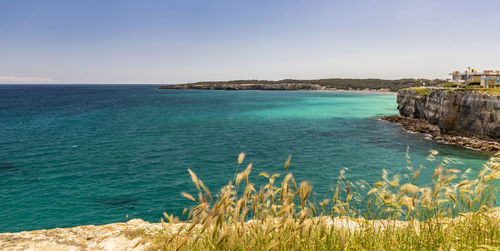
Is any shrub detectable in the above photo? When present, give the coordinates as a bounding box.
[413,88,431,96]
[443,83,459,88]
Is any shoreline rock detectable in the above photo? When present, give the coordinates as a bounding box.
[0,219,162,251]
[381,115,500,152]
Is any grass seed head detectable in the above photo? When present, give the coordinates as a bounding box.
[238,152,245,165]
[284,154,292,171]
[400,183,419,195]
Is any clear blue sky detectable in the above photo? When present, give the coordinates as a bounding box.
[1,0,499,84]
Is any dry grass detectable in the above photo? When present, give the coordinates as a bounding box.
[469,88,500,95]
[152,150,500,250]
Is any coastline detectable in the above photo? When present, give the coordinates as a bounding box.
[381,115,500,152]
[159,86,397,95]
[158,82,398,94]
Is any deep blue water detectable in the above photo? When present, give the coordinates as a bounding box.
[0,85,492,233]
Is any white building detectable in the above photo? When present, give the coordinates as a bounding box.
[449,67,500,88]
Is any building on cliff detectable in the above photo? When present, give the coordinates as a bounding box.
[449,67,500,88]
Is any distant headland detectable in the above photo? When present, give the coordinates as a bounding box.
[159,78,446,92]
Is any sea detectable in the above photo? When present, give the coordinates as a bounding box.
[0,85,493,233]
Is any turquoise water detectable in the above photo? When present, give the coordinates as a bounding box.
[0,85,492,233]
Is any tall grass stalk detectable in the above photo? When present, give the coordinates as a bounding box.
[154,151,500,250]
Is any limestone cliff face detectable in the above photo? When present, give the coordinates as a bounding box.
[397,89,500,140]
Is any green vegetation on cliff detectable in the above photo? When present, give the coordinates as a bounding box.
[469,88,500,95]
[413,87,431,96]
[407,87,500,96]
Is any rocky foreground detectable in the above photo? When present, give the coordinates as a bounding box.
[0,217,404,251]
[0,219,161,251]
[381,115,500,152]
[2,212,499,251]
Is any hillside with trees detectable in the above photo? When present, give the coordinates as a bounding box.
[161,78,446,92]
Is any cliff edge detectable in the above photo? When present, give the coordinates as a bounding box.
[382,88,500,151]
[397,88,500,141]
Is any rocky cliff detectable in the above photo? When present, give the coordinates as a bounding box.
[159,83,324,90]
[397,89,500,141]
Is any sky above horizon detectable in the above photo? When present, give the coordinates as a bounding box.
[1,0,500,84]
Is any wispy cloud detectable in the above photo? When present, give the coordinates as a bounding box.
[0,75,53,84]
